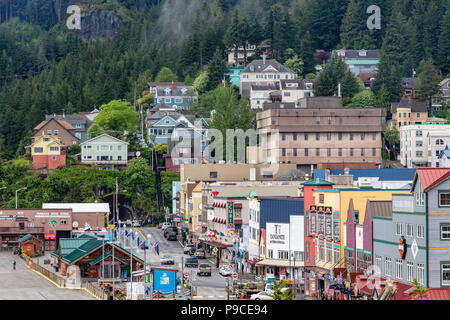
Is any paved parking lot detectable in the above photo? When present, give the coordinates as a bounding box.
[0,252,95,300]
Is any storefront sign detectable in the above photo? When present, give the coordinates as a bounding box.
[49,220,57,227]
[35,212,70,218]
[15,217,28,221]
[44,233,56,240]
[0,216,13,221]
[227,201,234,227]
[267,223,288,246]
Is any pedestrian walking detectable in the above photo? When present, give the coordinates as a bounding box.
[12,260,16,270]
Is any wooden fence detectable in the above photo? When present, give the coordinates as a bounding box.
[32,263,67,288]
[81,281,105,300]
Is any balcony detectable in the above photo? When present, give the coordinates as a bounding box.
[0,227,45,234]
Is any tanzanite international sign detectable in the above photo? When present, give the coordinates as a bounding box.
[227,201,234,227]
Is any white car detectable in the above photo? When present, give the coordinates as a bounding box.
[219,265,233,277]
[160,255,175,265]
[161,222,171,230]
[183,243,195,254]
[250,291,274,300]
[132,220,141,227]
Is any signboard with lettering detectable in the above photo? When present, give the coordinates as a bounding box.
[267,223,289,247]
[35,212,70,218]
[227,201,234,227]
[44,233,56,240]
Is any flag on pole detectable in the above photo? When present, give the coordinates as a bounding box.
[385,145,390,153]
[136,237,141,247]
[153,243,160,256]
[116,177,119,194]
[124,229,129,237]
[131,232,135,240]
[139,241,146,250]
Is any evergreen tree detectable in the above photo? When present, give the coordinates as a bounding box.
[436,5,450,75]
[205,48,229,92]
[415,58,443,110]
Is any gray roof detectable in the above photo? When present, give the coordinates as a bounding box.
[280,79,315,90]
[242,59,295,74]
[262,102,296,110]
[366,200,392,219]
[333,49,379,59]
[391,96,427,113]
[401,77,418,88]
[45,114,92,126]
[156,86,197,97]
[251,83,280,91]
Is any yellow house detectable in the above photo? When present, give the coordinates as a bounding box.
[191,182,203,242]
[30,135,66,170]
[311,188,410,270]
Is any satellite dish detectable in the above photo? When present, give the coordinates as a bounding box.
[136,151,141,157]
[73,221,79,228]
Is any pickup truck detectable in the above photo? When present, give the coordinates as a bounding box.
[235,282,265,299]
[185,257,198,268]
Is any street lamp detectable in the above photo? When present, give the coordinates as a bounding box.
[15,187,27,209]
[145,234,151,300]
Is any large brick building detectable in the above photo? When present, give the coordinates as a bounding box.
[256,97,386,170]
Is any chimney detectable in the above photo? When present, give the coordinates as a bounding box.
[338,82,342,97]
[172,80,174,91]
[262,54,266,65]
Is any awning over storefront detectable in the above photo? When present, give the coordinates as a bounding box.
[256,259,304,267]
[203,240,233,249]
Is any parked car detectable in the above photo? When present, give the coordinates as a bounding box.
[183,244,195,254]
[250,291,274,300]
[157,223,162,229]
[219,265,233,277]
[160,255,175,265]
[194,249,205,259]
[197,263,212,276]
[185,257,198,268]
[132,220,141,227]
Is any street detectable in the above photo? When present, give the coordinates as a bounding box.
[126,226,229,300]
[0,252,95,300]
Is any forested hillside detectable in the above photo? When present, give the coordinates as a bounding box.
[0,0,448,158]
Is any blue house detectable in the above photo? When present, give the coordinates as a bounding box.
[148,115,184,146]
[154,86,198,110]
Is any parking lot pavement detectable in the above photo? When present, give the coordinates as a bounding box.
[0,252,95,300]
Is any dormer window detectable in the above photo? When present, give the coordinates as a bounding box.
[305,83,313,90]
[337,50,345,57]
[250,65,254,71]
[359,50,367,57]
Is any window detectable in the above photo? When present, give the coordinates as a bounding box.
[328,117,331,125]
[316,117,320,125]
[373,132,376,140]
[385,257,392,277]
[282,133,286,141]
[406,223,413,237]
[263,171,273,178]
[210,171,218,179]
[349,132,353,141]
[304,133,308,140]
[416,141,423,147]
[34,147,43,153]
[319,244,325,261]
[319,194,324,204]
[118,145,122,151]
[442,264,450,286]
[375,256,382,275]
[396,260,403,279]
[417,264,425,285]
[361,133,365,140]
[278,250,289,260]
[361,148,365,156]
[305,148,309,157]
[350,148,354,156]
[118,156,122,161]
[43,138,50,142]
[282,148,286,157]
[417,225,425,238]
[326,246,332,263]
[51,156,57,161]
[339,117,343,124]
[50,146,59,151]
[407,261,414,282]
[334,247,340,264]
[316,133,320,141]
[60,219,67,225]
[399,113,402,118]
[417,113,420,118]
[416,130,422,137]
[338,148,342,157]
[396,223,403,235]
[327,132,331,140]
[54,130,59,136]
[293,149,297,157]
[47,130,52,135]
[439,192,450,207]
[436,139,444,145]
[338,132,342,140]
[293,133,297,141]
[316,148,320,156]
[267,250,273,259]
[294,251,303,261]
[284,92,291,97]
[441,224,450,240]
[372,148,376,156]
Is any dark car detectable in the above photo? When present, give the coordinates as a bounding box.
[166,230,177,241]
[164,226,178,239]
[197,263,212,276]
[185,257,198,268]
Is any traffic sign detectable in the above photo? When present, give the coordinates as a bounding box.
[184,272,189,278]
[232,273,238,279]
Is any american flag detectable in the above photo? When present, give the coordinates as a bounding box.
[153,243,160,256]
[124,229,129,237]
[139,241,146,250]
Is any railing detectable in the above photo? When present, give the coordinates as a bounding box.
[32,263,67,288]
[82,281,105,300]
[0,227,44,233]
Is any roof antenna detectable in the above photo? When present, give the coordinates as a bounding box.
[62,109,65,118]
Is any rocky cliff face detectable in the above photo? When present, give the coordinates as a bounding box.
[79,8,122,40]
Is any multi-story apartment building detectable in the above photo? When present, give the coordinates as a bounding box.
[249,83,280,110]
[80,133,128,170]
[256,96,386,169]
[400,124,450,168]
[45,113,94,143]
[239,57,296,99]
[391,96,428,131]
[279,79,314,103]
[227,43,257,67]
[333,49,379,76]
[154,85,198,110]
[428,129,450,168]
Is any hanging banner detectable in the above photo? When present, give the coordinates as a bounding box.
[227,201,234,227]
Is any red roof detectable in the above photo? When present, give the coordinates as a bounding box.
[417,288,450,300]
[415,168,450,192]
[355,275,413,300]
